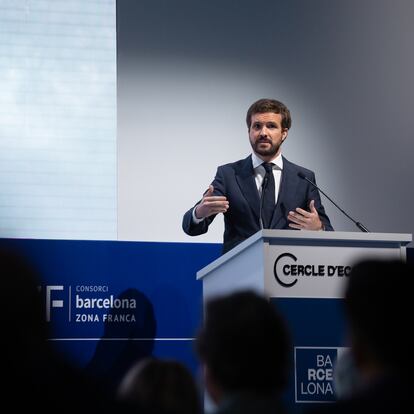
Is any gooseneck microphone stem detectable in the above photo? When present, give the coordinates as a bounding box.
[298,172,369,233]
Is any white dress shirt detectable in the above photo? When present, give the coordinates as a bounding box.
[251,151,283,205]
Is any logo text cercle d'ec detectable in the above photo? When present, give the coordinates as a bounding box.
[273,253,351,288]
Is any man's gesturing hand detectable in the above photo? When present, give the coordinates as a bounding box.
[195,185,229,219]
[288,199,323,230]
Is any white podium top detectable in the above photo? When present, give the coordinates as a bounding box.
[197,230,412,280]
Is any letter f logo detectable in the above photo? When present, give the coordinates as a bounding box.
[46,285,64,322]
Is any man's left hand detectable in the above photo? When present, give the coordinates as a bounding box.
[288,200,323,230]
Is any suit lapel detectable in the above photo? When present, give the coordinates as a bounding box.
[235,156,261,221]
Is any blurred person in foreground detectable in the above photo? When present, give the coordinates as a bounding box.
[310,259,413,413]
[196,290,292,414]
[118,357,202,414]
[0,247,133,413]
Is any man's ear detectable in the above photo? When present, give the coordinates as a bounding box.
[204,365,223,405]
[349,331,373,376]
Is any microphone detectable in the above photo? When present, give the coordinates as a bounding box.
[259,175,269,229]
[297,171,369,232]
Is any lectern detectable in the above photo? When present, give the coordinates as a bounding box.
[197,229,411,301]
[197,229,411,406]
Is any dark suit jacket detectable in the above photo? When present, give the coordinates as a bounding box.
[183,155,333,254]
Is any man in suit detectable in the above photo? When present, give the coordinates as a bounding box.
[183,98,333,254]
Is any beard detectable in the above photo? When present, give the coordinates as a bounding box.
[251,138,281,157]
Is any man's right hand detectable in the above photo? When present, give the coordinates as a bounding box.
[195,185,229,219]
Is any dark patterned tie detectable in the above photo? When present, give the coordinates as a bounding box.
[261,162,275,228]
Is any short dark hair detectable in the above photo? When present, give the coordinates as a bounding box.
[196,290,291,395]
[118,358,202,414]
[246,98,292,130]
[345,259,413,372]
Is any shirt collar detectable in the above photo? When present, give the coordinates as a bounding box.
[251,152,283,170]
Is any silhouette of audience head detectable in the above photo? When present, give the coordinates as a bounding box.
[118,357,202,414]
[344,258,413,382]
[101,288,157,343]
[0,247,135,413]
[309,259,414,414]
[196,290,291,404]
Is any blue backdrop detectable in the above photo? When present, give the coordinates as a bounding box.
[0,238,220,384]
[2,238,412,411]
